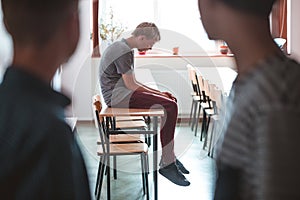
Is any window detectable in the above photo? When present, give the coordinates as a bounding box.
[0,2,13,82]
[271,0,288,53]
[98,0,216,54]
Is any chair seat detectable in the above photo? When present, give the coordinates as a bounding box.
[97,134,145,144]
[116,120,147,129]
[200,102,211,109]
[191,91,197,96]
[211,115,220,121]
[192,95,201,101]
[203,108,215,116]
[97,143,148,155]
[115,116,145,121]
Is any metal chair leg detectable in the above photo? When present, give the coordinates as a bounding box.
[141,154,146,195]
[113,155,117,179]
[95,160,101,196]
[195,103,202,136]
[200,109,207,141]
[143,154,149,200]
[106,155,111,200]
[189,99,194,126]
[203,115,211,150]
[191,101,199,131]
[208,120,216,157]
[96,155,107,200]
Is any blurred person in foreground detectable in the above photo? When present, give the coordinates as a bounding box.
[0,0,91,199]
[198,0,300,199]
[99,22,190,186]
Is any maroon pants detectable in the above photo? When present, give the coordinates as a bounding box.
[127,90,178,165]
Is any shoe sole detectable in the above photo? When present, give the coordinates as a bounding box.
[159,170,191,186]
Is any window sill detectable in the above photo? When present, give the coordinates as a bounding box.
[135,53,234,58]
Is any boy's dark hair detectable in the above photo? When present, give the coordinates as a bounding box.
[1,0,78,46]
[220,0,277,16]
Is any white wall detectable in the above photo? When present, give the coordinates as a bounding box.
[61,0,92,120]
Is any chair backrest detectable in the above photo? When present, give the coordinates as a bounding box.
[206,80,215,107]
[215,89,223,111]
[92,94,109,154]
[203,80,211,96]
[199,77,211,104]
[92,95,103,128]
[209,85,223,114]
[197,74,207,102]
[187,64,200,96]
[194,72,203,98]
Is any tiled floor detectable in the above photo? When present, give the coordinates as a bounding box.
[76,121,217,200]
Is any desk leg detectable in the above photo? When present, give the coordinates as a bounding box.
[153,116,158,200]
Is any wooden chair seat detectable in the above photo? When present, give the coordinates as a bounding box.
[115,120,147,129]
[97,143,148,155]
[200,101,211,109]
[97,134,144,144]
[202,107,215,116]
[192,95,201,101]
[211,115,220,121]
[115,116,145,121]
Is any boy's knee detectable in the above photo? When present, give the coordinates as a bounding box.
[166,100,178,111]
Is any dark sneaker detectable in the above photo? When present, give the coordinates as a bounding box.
[176,159,190,174]
[159,163,190,186]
